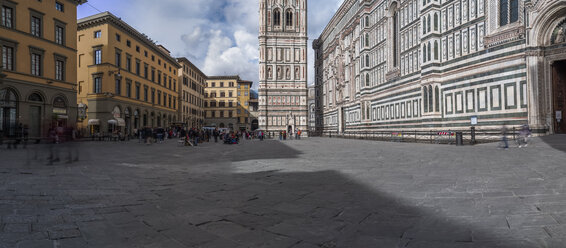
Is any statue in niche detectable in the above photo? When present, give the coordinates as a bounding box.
[267,66,272,79]
[286,67,291,79]
[555,27,565,44]
[277,66,282,79]
[295,67,299,80]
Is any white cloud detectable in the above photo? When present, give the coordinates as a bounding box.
[79,0,344,89]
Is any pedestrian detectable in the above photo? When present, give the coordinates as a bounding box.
[297,129,301,140]
[518,124,531,148]
[279,131,282,140]
[500,125,509,149]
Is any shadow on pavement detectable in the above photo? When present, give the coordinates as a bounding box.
[539,134,566,153]
[0,140,555,248]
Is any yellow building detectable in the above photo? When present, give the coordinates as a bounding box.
[177,57,206,129]
[205,76,253,131]
[0,0,85,139]
[236,80,252,131]
[77,12,181,136]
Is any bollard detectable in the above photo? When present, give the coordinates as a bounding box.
[456,132,464,146]
[470,127,476,145]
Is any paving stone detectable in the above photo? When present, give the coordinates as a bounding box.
[15,239,52,248]
[4,223,30,233]
[1,137,566,246]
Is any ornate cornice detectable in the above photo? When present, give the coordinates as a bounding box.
[484,25,526,48]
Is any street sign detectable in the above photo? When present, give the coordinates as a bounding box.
[471,116,478,126]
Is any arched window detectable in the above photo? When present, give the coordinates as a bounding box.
[423,88,428,113]
[427,42,431,61]
[365,16,369,28]
[365,54,370,67]
[393,11,398,67]
[434,13,438,31]
[28,93,43,102]
[365,74,370,86]
[365,33,369,47]
[0,88,18,137]
[434,86,440,112]
[285,9,293,27]
[428,85,433,113]
[434,41,438,60]
[427,14,431,33]
[422,19,426,34]
[423,44,427,62]
[273,9,281,26]
[499,0,519,26]
[423,0,426,6]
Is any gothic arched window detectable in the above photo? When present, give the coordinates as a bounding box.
[423,87,428,113]
[434,13,438,31]
[428,85,433,113]
[365,33,369,47]
[393,11,398,67]
[273,9,281,27]
[434,41,438,60]
[434,86,440,112]
[423,44,427,62]
[427,14,431,32]
[365,54,369,67]
[423,19,426,34]
[365,16,369,28]
[499,0,519,26]
[365,74,370,86]
[427,41,431,61]
[285,9,293,27]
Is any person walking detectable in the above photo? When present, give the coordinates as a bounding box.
[518,124,531,148]
[500,125,509,150]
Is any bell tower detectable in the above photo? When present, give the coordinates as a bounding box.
[258,0,308,135]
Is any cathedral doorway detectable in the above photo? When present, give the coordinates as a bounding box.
[552,60,566,133]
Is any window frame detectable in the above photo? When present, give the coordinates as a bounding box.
[1,39,17,71]
[29,10,44,38]
[29,46,44,76]
[54,20,66,45]
[53,53,66,81]
[55,2,64,12]
[1,3,15,29]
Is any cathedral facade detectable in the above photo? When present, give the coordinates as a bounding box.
[314,0,566,136]
[258,0,309,135]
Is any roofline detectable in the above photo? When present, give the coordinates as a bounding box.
[206,75,241,80]
[176,57,207,78]
[77,12,181,68]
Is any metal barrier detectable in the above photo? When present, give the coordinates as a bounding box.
[319,127,527,145]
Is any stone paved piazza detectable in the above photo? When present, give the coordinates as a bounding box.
[0,136,565,247]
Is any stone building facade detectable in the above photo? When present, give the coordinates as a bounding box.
[314,0,566,135]
[258,0,309,135]
[204,76,253,131]
[1,0,85,139]
[177,57,206,129]
[77,12,181,136]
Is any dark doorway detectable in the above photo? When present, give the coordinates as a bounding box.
[553,60,566,133]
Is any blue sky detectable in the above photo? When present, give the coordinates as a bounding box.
[78,0,343,89]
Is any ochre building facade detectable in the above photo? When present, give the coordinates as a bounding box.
[177,57,206,129]
[77,12,181,136]
[205,76,253,131]
[1,0,85,139]
[314,0,566,136]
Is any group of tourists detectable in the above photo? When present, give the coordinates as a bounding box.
[278,128,303,140]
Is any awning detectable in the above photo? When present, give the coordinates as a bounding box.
[115,118,126,127]
[57,115,68,119]
[107,119,117,125]
[88,119,100,125]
